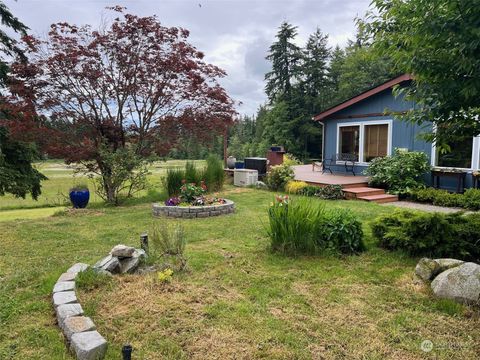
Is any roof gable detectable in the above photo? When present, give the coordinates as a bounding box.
[313,74,413,121]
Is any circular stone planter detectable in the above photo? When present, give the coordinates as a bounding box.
[152,199,235,219]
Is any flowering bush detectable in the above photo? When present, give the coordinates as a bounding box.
[180,181,206,203]
[265,164,294,191]
[164,179,226,206]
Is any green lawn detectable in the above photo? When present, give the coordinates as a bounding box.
[0,159,205,213]
[0,186,478,359]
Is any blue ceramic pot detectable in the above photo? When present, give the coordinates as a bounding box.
[69,189,90,209]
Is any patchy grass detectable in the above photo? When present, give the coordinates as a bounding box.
[0,188,478,359]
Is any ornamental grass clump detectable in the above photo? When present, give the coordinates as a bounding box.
[203,154,225,191]
[267,196,364,256]
[165,167,185,196]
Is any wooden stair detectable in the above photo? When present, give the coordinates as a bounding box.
[343,186,398,203]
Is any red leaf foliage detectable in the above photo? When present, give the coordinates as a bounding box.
[6,8,236,162]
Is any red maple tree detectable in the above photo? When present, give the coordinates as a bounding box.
[7,7,236,203]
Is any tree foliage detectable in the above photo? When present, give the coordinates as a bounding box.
[367,0,480,143]
[8,7,235,204]
[0,127,46,199]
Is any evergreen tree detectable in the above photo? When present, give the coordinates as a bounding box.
[265,22,302,103]
[302,28,331,112]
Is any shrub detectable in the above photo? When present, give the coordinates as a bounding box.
[164,167,185,196]
[151,222,187,270]
[267,196,364,256]
[300,185,320,197]
[203,154,225,191]
[298,184,344,200]
[179,182,206,203]
[283,153,302,166]
[461,188,480,210]
[316,185,344,200]
[322,209,365,254]
[371,210,480,261]
[410,187,480,209]
[265,164,294,191]
[285,180,308,194]
[364,149,430,196]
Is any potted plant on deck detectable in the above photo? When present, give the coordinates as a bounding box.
[69,183,90,209]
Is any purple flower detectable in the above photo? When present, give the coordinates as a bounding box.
[165,197,181,206]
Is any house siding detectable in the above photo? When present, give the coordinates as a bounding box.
[322,88,475,191]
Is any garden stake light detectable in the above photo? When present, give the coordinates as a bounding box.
[140,233,149,254]
[122,344,132,360]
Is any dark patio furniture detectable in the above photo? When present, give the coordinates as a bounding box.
[431,169,467,193]
[321,153,358,176]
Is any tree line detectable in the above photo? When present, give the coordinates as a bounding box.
[228,21,398,160]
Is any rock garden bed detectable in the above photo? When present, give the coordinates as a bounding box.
[152,199,235,218]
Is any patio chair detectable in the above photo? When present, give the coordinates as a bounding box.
[320,153,357,175]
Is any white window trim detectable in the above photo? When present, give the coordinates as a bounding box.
[430,126,480,171]
[336,120,393,165]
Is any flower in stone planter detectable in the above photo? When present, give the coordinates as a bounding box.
[165,197,181,206]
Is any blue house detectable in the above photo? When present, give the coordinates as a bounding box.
[312,74,479,191]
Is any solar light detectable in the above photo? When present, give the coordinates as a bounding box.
[122,344,132,360]
[140,233,149,254]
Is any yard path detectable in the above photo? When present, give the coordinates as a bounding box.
[381,201,467,213]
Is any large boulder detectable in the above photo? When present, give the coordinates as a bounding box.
[415,258,464,282]
[431,262,480,304]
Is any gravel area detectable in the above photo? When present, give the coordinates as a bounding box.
[381,201,467,213]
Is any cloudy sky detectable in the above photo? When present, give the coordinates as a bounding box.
[6,0,370,115]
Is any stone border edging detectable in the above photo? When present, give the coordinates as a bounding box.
[152,199,235,218]
[53,263,107,360]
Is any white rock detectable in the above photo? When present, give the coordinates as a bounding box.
[53,291,77,308]
[53,281,75,293]
[110,244,135,258]
[93,255,120,273]
[71,331,107,360]
[58,272,78,282]
[118,249,145,274]
[431,262,480,304]
[56,303,83,327]
[67,263,89,273]
[62,316,96,341]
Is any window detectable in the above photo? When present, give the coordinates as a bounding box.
[336,121,391,164]
[339,125,359,157]
[364,124,389,162]
[436,136,473,169]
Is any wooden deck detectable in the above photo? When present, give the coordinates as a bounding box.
[292,165,369,189]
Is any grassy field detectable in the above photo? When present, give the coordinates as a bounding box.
[0,185,478,359]
[0,159,205,214]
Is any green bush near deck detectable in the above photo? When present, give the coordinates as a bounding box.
[364,149,430,196]
[299,184,344,200]
[265,164,294,191]
[371,210,480,261]
[267,197,364,256]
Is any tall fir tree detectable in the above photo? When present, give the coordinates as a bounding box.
[302,27,331,113]
[265,22,302,103]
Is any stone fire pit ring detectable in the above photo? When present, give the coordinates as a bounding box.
[152,199,235,218]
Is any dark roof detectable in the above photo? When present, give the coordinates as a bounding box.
[312,74,413,121]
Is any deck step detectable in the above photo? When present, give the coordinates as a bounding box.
[343,186,386,199]
[357,194,398,203]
